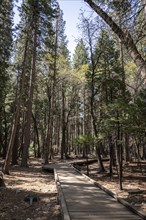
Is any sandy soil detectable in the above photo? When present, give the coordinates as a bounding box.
[0,158,61,220]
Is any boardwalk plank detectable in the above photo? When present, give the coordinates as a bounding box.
[44,163,143,220]
[70,212,142,219]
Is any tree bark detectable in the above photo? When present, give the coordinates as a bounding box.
[61,87,66,159]
[21,18,38,167]
[12,123,19,165]
[2,36,29,174]
[32,113,41,158]
[115,111,123,190]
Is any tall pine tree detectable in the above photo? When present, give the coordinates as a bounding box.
[0,0,13,158]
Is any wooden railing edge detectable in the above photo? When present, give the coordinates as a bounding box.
[54,168,70,220]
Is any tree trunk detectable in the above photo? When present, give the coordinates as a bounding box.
[2,107,20,174]
[115,111,123,190]
[33,132,36,158]
[109,135,114,175]
[12,123,19,165]
[0,172,5,187]
[21,18,38,167]
[2,36,29,174]
[44,91,51,164]
[124,133,130,162]
[84,0,146,81]
[90,87,105,172]
[32,113,41,158]
[3,106,8,159]
[61,87,66,159]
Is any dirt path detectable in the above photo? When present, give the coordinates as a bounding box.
[0,158,61,220]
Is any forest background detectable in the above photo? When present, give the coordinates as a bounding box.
[0,0,146,191]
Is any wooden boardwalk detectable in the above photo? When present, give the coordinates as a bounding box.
[44,162,143,220]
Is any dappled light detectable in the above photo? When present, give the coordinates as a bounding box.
[0,158,61,220]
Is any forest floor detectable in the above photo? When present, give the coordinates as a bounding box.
[0,157,146,220]
[79,159,146,216]
[0,158,61,220]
